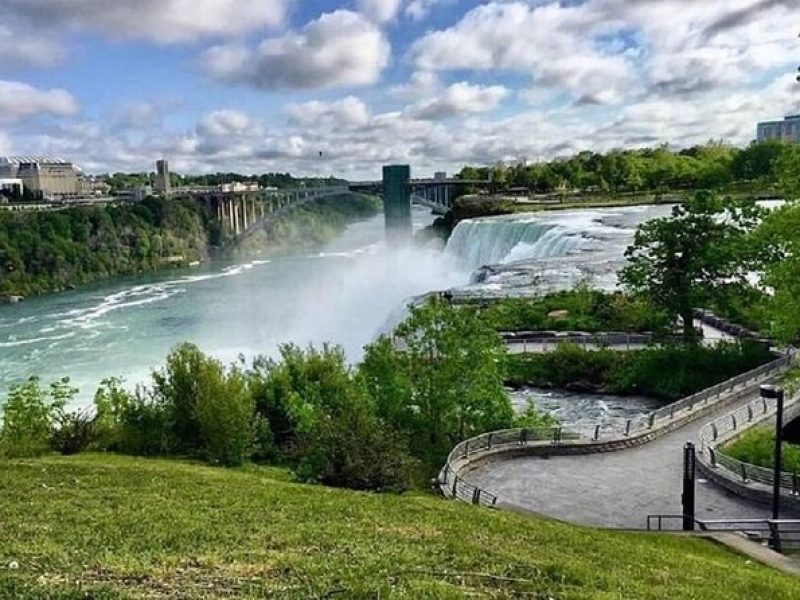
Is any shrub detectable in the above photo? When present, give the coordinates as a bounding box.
[151,344,207,452]
[361,297,514,469]
[0,377,75,458]
[51,410,96,455]
[507,341,774,400]
[247,345,354,457]
[195,365,256,467]
[94,378,172,456]
[297,401,416,492]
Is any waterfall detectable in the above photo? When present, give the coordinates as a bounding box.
[444,216,581,270]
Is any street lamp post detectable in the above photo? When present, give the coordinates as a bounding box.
[761,384,786,520]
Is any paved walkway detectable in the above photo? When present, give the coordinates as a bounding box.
[469,385,800,529]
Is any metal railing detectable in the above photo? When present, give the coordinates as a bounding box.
[502,332,657,352]
[439,427,578,506]
[699,389,800,496]
[440,353,793,505]
[647,515,800,552]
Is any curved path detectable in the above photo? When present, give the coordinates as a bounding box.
[469,385,800,529]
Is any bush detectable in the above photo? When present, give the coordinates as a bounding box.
[478,288,672,334]
[247,345,355,457]
[297,401,416,492]
[195,365,256,467]
[507,341,774,400]
[151,344,207,453]
[0,377,76,458]
[51,410,96,455]
[94,378,173,456]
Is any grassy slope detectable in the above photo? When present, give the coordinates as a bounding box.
[1,455,798,599]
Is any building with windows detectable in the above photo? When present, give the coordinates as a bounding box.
[0,156,81,199]
[756,115,800,144]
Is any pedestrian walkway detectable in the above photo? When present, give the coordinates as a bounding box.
[469,386,800,529]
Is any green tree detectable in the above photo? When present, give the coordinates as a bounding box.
[194,363,256,466]
[360,297,513,466]
[756,203,800,343]
[621,191,763,340]
[0,377,76,458]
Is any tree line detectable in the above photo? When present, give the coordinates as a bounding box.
[459,140,797,194]
[103,171,346,194]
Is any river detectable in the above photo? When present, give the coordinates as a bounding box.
[0,203,672,402]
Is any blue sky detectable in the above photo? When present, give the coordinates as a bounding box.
[0,0,797,178]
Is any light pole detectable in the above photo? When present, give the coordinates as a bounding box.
[761,384,785,520]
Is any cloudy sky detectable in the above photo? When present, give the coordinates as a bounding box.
[0,0,798,178]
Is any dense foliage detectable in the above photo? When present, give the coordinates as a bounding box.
[0,378,77,458]
[361,298,551,467]
[0,193,380,297]
[506,341,774,401]
[103,170,345,194]
[476,287,671,334]
[0,197,211,297]
[458,141,788,195]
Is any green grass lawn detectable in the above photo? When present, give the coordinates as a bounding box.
[0,454,797,599]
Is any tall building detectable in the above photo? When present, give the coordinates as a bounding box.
[155,159,171,196]
[0,156,80,199]
[756,115,800,144]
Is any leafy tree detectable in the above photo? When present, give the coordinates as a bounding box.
[773,144,800,200]
[756,203,800,343]
[620,191,764,340]
[0,377,76,458]
[194,363,257,466]
[94,378,172,456]
[360,297,514,466]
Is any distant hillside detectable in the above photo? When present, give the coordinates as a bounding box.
[0,454,797,599]
[0,194,380,299]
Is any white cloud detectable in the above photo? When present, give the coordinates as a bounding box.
[411,1,637,105]
[203,10,391,90]
[357,0,404,23]
[0,81,78,123]
[410,0,797,106]
[389,71,441,100]
[287,97,371,129]
[0,26,65,67]
[405,0,450,20]
[409,82,509,120]
[1,0,288,44]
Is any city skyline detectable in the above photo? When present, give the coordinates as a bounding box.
[0,0,798,178]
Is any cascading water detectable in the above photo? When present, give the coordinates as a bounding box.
[444,216,581,270]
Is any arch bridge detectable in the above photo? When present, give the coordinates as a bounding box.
[174,165,490,245]
[173,185,350,243]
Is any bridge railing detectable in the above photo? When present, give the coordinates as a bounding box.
[502,332,657,351]
[440,352,793,505]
